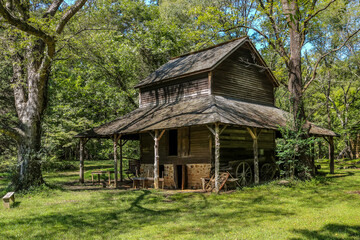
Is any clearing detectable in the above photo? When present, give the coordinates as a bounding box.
[0,160,360,240]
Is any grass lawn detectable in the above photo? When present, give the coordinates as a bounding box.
[1,159,360,239]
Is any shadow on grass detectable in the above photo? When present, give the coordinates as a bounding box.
[0,190,181,239]
[292,224,360,240]
[12,201,21,208]
[327,172,355,179]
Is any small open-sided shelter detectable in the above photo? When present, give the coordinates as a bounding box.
[76,37,336,191]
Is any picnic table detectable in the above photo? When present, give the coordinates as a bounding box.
[91,171,117,185]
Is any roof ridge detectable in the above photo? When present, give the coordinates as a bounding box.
[171,36,248,60]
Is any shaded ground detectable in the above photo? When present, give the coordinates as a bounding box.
[0,159,359,239]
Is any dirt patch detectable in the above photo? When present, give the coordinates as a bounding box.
[347,191,360,195]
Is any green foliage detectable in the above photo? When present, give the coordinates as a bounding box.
[276,120,317,179]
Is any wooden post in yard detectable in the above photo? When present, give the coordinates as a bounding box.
[206,123,227,194]
[329,136,335,174]
[214,123,220,193]
[247,127,261,184]
[113,134,118,188]
[79,138,85,183]
[152,129,165,189]
[113,134,121,188]
[154,130,160,189]
[120,139,123,182]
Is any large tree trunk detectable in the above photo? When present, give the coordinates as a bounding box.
[282,0,313,177]
[10,40,52,190]
[0,0,87,190]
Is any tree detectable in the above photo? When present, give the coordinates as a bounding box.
[0,0,87,190]
[231,0,360,175]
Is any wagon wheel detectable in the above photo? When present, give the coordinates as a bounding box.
[235,162,252,186]
[260,163,276,181]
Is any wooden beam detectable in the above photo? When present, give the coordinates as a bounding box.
[149,131,155,139]
[113,134,121,188]
[120,138,123,182]
[214,123,220,193]
[154,129,160,189]
[247,127,261,184]
[158,129,166,141]
[79,138,86,183]
[208,71,212,94]
[329,136,335,174]
[206,125,215,136]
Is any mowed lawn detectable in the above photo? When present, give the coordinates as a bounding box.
[1,160,360,240]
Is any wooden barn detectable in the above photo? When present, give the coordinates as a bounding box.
[76,37,336,192]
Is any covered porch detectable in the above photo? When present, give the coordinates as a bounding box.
[75,95,337,192]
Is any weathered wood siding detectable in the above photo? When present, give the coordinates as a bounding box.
[140,126,211,165]
[139,73,209,107]
[212,46,275,106]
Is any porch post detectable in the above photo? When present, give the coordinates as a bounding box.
[113,134,118,188]
[152,129,165,189]
[113,134,121,188]
[120,139,123,182]
[247,127,260,184]
[329,136,335,174]
[154,130,160,189]
[214,123,220,193]
[79,138,85,183]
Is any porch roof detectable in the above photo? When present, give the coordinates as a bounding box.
[75,95,337,138]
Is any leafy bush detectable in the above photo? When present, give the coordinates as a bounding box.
[276,120,317,179]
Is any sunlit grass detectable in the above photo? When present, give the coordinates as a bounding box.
[0,159,360,239]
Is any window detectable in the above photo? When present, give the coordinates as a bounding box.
[169,129,178,156]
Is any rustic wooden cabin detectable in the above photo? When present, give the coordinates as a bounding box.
[76,37,336,192]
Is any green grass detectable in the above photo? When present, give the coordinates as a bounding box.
[1,159,360,239]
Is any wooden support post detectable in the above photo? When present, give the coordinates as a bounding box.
[247,127,261,184]
[154,130,160,189]
[79,138,85,183]
[329,136,335,174]
[113,134,121,188]
[152,129,165,190]
[206,123,227,193]
[120,139,123,182]
[214,123,220,193]
[113,135,118,188]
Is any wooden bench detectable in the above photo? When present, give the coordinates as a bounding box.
[3,192,15,209]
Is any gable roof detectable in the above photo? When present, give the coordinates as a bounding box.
[135,37,279,88]
[75,95,337,138]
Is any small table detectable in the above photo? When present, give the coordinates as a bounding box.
[91,171,116,185]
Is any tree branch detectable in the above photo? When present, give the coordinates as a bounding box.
[13,0,29,20]
[0,1,54,42]
[222,25,289,66]
[303,27,360,92]
[256,0,289,63]
[0,125,24,141]
[43,0,64,18]
[303,0,337,26]
[55,0,87,34]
